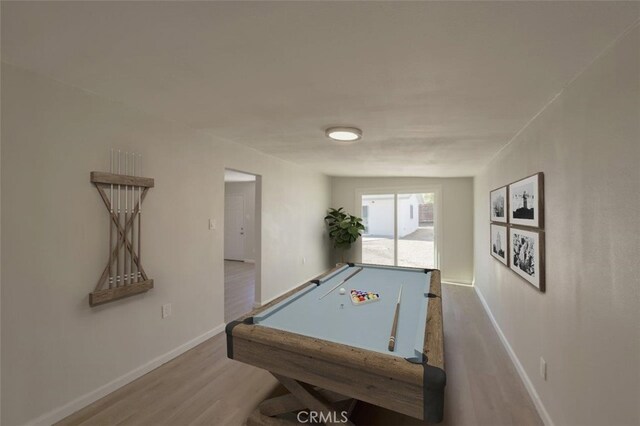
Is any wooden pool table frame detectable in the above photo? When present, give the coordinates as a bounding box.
[226,263,445,424]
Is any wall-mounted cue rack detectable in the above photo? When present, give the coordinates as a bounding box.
[89,151,154,307]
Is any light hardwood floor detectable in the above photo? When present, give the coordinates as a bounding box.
[57,283,542,426]
[224,260,256,322]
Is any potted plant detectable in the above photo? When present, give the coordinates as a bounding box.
[324,207,365,263]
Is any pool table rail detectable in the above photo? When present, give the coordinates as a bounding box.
[226,264,445,422]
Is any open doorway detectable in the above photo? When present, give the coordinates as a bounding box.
[224,169,261,322]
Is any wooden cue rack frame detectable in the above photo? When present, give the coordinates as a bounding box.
[89,167,154,307]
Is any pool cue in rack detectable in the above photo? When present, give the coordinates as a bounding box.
[108,150,114,288]
[88,150,155,306]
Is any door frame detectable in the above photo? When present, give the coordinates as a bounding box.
[223,168,262,310]
[354,185,442,269]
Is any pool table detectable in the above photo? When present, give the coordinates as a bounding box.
[226,263,445,424]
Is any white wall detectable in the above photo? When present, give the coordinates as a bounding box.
[0,63,331,426]
[397,195,419,238]
[473,24,639,426]
[363,196,394,236]
[224,181,256,262]
[331,177,474,284]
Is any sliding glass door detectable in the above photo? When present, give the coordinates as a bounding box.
[397,193,435,268]
[361,192,436,269]
[361,194,395,266]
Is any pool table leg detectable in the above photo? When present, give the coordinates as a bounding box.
[272,374,355,426]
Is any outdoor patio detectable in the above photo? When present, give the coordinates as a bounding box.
[362,226,435,268]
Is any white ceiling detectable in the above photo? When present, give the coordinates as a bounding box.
[224,169,256,183]
[2,2,638,177]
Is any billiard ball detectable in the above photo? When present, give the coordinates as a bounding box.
[339,288,346,295]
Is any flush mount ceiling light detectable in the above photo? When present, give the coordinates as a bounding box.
[325,127,362,142]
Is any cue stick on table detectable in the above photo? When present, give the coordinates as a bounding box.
[388,285,403,352]
[318,267,363,300]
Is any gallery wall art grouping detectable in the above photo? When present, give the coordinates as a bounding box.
[490,172,545,292]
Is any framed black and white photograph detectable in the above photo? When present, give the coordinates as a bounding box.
[490,223,508,266]
[490,186,508,223]
[508,173,544,228]
[509,226,545,291]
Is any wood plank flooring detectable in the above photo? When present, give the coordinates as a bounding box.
[57,283,542,426]
[224,260,256,322]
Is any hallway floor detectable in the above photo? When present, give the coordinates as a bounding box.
[57,283,542,426]
[224,260,255,322]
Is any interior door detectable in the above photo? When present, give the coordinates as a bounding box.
[224,195,245,261]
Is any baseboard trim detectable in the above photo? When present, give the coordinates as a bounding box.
[441,279,473,287]
[26,323,226,426]
[474,286,554,426]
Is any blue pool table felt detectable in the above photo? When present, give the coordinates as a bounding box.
[255,264,431,362]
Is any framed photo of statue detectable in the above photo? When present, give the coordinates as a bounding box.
[490,186,508,223]
[490,223,508,266]
[509,226,545,291]
[508,173,544,228]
